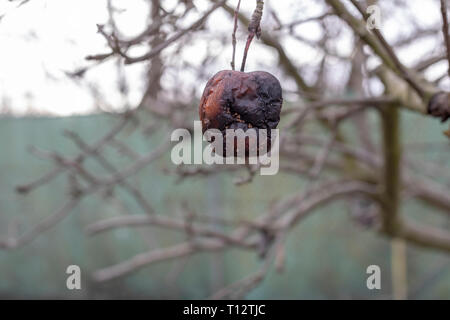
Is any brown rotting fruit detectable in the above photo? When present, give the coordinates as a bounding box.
[199,70,283,157]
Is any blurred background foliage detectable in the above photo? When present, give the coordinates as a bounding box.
[1,0,450,300]
[0,107,448,299]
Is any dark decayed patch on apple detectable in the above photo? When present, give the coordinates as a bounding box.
[199,70,283,157]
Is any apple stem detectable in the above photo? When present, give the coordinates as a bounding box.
[240,0,264,72]
[231,0,242,71]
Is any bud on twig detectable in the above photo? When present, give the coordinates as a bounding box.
[427,91,450,122]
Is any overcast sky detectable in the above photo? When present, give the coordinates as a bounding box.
[0,0,447,116]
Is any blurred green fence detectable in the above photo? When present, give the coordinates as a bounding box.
[0,112,449,299]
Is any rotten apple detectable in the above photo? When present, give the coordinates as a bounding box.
[199,70,283,157]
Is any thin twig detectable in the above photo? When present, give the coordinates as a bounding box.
[124,1,225,64]
[308,129,338,178]
[440,0,450,78]
[0,191,85,249]
[64,130,155,214]
[16,115,130,194]
[348,0,425,98]
[231,0,242,70]
[240,0,264,72]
